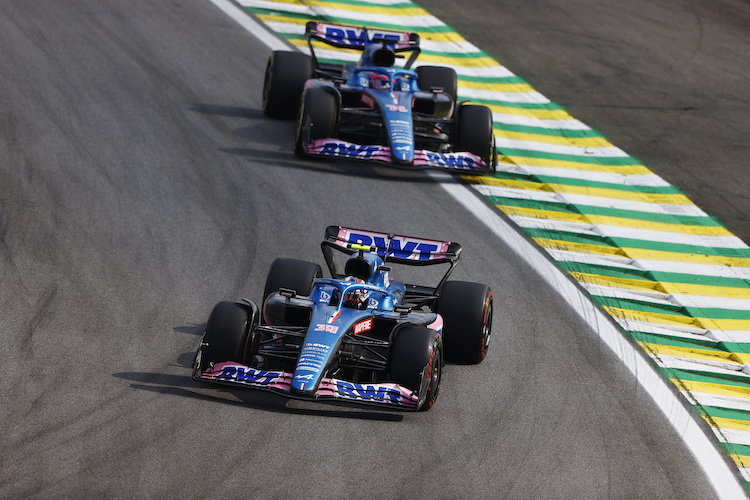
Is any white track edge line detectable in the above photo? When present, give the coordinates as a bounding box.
[207,0,748,497]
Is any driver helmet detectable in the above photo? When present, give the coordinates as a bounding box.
[342,277,369,310]
[369,73,391,91]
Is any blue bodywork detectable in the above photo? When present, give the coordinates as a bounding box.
[194,226,463,411]
[297,21,494,172]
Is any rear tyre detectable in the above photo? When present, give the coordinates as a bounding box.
[197,301,259,372]
[416,66,458,102]
[263,51,314,119]
[436,281,493,364]
[295,88,338,157]
[455,104,497,172]
[263,258,323,304]
[389,326,442,411]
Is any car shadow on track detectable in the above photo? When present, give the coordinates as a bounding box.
[190,101,465,184]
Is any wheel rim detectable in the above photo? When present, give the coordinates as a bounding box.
[428,346,441,404]
[262,60,272,109]
[483,301,493,354]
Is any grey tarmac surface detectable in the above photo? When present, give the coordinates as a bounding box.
[0,0,729,498]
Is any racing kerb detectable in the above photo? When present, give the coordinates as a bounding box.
[210,0,750,497]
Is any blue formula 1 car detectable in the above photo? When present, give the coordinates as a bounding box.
[262,21,497,174]
[192,226,493,411]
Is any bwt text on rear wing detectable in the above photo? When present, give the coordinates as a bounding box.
[305,21,421,69]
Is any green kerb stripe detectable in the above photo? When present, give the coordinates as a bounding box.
[557,261,750,289]
[492,171,683,194]
[490,197,723,227]
[525,227,750,258]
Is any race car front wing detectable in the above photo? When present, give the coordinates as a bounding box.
[195,361,420,410]
[307,138,492,173]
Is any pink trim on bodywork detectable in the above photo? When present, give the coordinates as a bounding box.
[428,313,444,334]
[199,362,419,409]
[307,138,490,172]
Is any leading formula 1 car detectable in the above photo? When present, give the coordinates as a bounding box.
[192,226,493,411]
[262,21,497,174]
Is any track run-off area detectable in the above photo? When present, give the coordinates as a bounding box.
[229,0,750,496]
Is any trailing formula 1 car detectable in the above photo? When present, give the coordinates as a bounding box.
[262,21,497,174]
[193,226,493,411]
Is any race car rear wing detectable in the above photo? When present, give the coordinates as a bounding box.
[305,21,421,70]
[321,225,462,292]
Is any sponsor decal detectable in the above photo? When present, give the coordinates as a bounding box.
[296,342,332,373]
[319,290,331,303]
[353,318,373,334]
[344,232,441,261]
[321,25,404,48]
[315,323,339,334]
[318,142,381,159]
[334,380,411,404]
[212,365,284,385]
[425,152,476,170]
[386,103,408,113]
[388,119,413,147]
[360,93,375,108]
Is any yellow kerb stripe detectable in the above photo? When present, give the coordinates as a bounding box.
[572,271,749,298]
[637,341,737,364]
[532,237,750,267]
[605,306,750,331]
[501,205,733,237]
[473,176,694,204]
[497,155,651,175]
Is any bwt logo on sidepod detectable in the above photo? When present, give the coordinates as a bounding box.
[324,27,402,47]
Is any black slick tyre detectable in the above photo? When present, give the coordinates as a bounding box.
[263,51,314,119]
[436,281,493,364]
[455,104,497,172]
[389,326,442,411]
[198,301,258,371]
[295,88,338,157]
[262,258,323,304]
[416,65,458,102]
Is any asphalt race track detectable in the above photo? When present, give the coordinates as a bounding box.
[0,0,744,498]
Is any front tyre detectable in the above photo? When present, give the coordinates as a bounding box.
[455,104,497,173]
[196,301,259,373]
[262,258,323,304]
[415,65,458,103]
[294,88,338,157]
[389,326,443,411]
[263,51,314,119]
[436,281,493,364]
